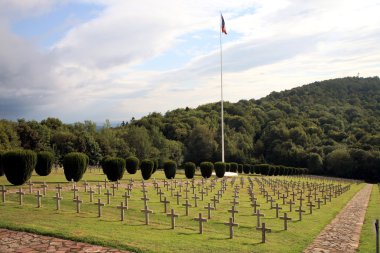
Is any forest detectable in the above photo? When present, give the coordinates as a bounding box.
[0,77,379,181]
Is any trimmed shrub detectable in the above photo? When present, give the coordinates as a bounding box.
[153,159,159,174]
[230,162,238,173]
[184,162,196,179]
[35,151,54,176]
[102,157,126,181]
[125,156,139,174]
[63,152,88,182]
[238,164,243,173]
[0,151,4,176]
[249,164,255,174]
[243,164,250,174]
[225,163,231,172]
[140,159,154,180]
[163,160,177,179]
[214,162,226,178]
[3,150,37,185]
[200,162,213,179]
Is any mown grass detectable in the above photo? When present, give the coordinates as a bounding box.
[357,184,380,252]
[0,169,363,253]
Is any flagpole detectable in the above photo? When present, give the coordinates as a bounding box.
[220,13,225,163]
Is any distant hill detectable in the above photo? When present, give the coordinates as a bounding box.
[1,77,379,182]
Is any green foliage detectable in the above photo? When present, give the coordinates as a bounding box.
[200,162,213,178]
[102,157,126,181]
[63,152,88,182]
[163,160,177,179]
[325,149,354,178]
[2,150,37,185]
[0,151,4,176]
[230,162,238,173]
[225,163,231,172]
[140,159,154,180]
[243,164,250,174]
[238,164,243,173]
[125,156,139,174]
[35,151,54,176]
[183,162,196,179]
[214,162,226,178]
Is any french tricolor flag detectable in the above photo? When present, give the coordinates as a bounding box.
[221,14,227,35]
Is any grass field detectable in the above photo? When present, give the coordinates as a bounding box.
[357,184,380,252]
[0,169,364,253]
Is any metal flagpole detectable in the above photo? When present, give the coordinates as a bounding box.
[220,13,225,163]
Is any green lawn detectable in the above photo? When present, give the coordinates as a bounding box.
[357,184,380,252]
[0,169,364,253]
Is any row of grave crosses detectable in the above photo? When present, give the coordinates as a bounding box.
[0,175,352,243]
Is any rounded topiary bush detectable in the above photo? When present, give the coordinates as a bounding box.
[3,150,37,185]
[243,164,250,174]
[102,157,126,181]
[238,164,243,173]
[63,152,88,182]
[184,162,196,179]
[200,162,213,179]
[0,151,4,177]
[230,162,238,173]
[35,151,54,176]
[225,163,231,172]
[125,156,139,174]
[214,162,226,178]
[163,160,177,179]
[153,159,159,174]
[140,159,154,180]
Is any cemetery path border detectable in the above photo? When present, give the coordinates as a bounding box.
[303,183,373,253]
[0,228,135,253]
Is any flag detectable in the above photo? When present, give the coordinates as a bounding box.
[221,14,227,34]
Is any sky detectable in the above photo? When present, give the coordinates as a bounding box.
[0,0,379,124]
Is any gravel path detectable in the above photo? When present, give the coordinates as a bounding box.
[303,184,373,253]
[0,229,134,253]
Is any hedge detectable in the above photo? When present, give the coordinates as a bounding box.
[63,152,89,182]
[35,151,54,176]
[102,157,126,181]
[0,151,4,177]
[3,150,37,185]
[230,162,238,173]
[184,162,196,179]
[200,162,213,179]
[214,162,226,178]
[125,156,139,174]
[238,164,243,173]
[243,164,250,174]
[140,159,154,180]
[163,160,177,179]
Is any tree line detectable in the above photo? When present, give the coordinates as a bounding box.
[0,77,379,182]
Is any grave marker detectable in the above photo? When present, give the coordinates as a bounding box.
[36,190,43,208]
[167,208,179,229]
[73,196,83,213]
[53,192,63,210]
[0,186,7,203]
[104,189,112,204]
[224,217,239,239]
[140,205,153,225]
[280,212,292,230]
[182,199,192,216]
[194,213,207,234]
[16,188,25,205]
[117,201,128,221]
[256,222,271,243]
[204,202,214,219]
[94,198,105,217]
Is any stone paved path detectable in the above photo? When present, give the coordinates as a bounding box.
[303,184,373,253]
[0,228,134,253]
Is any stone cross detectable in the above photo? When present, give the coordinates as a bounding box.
[231,198,239,206]
[228,205,239,222]
[126,185,133,196]
[71,185,78,199]
[204,202,214,219]
[117,201,128,221]
[199,189,206,201]
[96,182,102,195]
[73,196,83,213]
[253,209,265,228]
[94,198,105,217]
[27,180,33,194]
[256,222,271,243]
[41,182,48,196]
[280,212,292,230]
[104,189,112,204]
[104,179,108,189]
[287,199,295,212]
[268,197,276,209]
[140,205,153,225]
[122,192,130,208]
[280,194,287,205]
[111,184,117,196]
[116,180,120,190]
[251,200,260,214]
[307,201,315,214]
[141,194,150,206]
[16,187,25,205]
[297,196,305,207]
[182,199,192,216]
[174,191,182,205]
[55,184,63,196]
[0,186,7,203]
[162,197,170,213]
[88,187,95,202]
[167,208,179,229]
[296,206,306,221]
[224,217,239,239]
[36,190,43,208]
[272,203,282,218]
[315,198,322,209]
[211,196,219,210]
[157,189,164,202]
[83,181,89,192]
[192,194,200,207]
[53,192,63,210]
[194,213,207,234]
[184,187,190,199]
